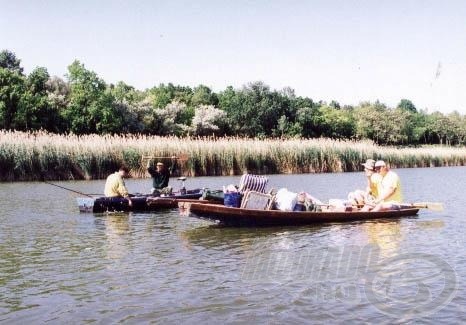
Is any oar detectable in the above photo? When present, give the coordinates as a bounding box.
[142,154,189,161]
[43,181,97,198]
[356,201,444,211]
[411,202,444,211]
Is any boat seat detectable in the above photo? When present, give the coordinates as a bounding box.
[238,174,268,194]
[240,190,275,210]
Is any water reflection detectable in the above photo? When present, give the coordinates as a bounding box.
[179,224,327,250]
[95,214,132,260]
[362,220,404,259]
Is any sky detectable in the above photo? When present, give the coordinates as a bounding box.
[2,0,466,114]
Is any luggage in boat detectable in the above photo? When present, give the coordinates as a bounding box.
[275,188,298,211]
[202,189,224,203]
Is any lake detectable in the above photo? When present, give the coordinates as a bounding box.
[1,167,465,323]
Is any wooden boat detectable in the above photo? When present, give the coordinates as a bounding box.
[185,203,420,227]
[77,189,204,213]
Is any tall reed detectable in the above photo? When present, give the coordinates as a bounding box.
[0,130,465,181]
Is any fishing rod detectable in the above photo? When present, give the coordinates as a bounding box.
[43,180,99,198]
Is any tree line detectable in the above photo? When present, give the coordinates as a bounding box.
[1,49,465,145]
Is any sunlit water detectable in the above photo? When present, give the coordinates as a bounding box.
[1,167,465,323]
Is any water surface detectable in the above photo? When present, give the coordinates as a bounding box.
[1,167,465,323]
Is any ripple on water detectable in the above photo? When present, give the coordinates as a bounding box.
[1,168,465,322]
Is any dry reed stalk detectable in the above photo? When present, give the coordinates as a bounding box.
[0,130,465,181]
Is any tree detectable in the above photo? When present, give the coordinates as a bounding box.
[219,81,295,137]
[354,102,420,145]
[217,86,242,136]
[146,100,188,135]
[149,83,193,109]
[190,105,227,136]
[109,81,139,104]
[397,99,417,113]
[0,67,24,129]
[329,100,341,110]
[63,60,123,134]
[317,105,355,139]
[354,101,387,144]
[46,76,70,132]
[15,67,54,130]
[276,114,302,138]
[295,106,320,138]
[0,50,23,74]
[191,85,218,107]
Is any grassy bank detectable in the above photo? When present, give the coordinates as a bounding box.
[1,130,465,181]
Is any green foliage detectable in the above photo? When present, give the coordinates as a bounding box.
[63,60,124,134]
[0,68,25,129]
[149,83,193,108]
[317,105,355,139]
[295,106,319,138]
[1,49,466,146]
[109,81,139,104]
[0,50,23,74]
[218,81,297,137]
[15,67,62,131]
[191,85,218,107]
[397,99,417,113]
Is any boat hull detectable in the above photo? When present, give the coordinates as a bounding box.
[77,189,204,213]
[186,203,420,227]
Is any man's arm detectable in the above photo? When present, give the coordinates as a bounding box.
[147,159,156,175]
[117,177,129,197]
[117,177,132,206]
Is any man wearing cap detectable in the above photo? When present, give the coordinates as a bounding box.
[147,157,178,194]
[361,158,381,199]
[349,159,381,208]
[372,160,403,211]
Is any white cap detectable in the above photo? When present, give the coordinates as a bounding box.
[375,160,386,167]
[361,159,376,170]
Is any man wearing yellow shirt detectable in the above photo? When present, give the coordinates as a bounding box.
[104,165,133,207]
[372,160,403,211]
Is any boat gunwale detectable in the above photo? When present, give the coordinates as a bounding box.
[186,202,420,226]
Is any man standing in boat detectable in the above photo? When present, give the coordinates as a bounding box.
[371,160,403,211]
[104,165,133,207]
[146,156,178,195]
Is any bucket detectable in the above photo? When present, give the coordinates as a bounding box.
[224,192,241,207]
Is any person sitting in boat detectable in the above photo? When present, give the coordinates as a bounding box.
[147,157,178,195]
[350,158,381,209]
[104,165,132,207]
[370,160,403,212]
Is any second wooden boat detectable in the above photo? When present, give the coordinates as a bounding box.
[185,203,419,227]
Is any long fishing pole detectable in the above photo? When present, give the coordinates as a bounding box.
[43,180,98,198]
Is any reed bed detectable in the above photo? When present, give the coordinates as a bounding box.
[0,130,465,181]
